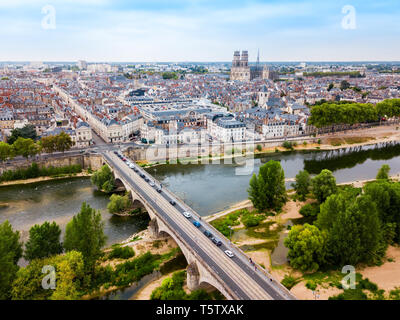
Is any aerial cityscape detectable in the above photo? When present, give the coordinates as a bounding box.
[1,0,400,309]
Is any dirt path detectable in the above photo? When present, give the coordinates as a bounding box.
[132,273,172,300]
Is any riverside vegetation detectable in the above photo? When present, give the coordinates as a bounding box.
[208,160,400,300]
[0,201,188,300]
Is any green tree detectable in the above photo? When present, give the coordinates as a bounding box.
[49,251,85,300]
[325,195,383,266]
[11,250,85,300]
[8,125,37,144]
[327,83,334,92]
[91,165,115,193]
[11,259,49,300]
[364,181,400,243]
[0,220,23,299]
[64,202,107,272]
[311,169,337,203]
[12,137,40,159]
[292,170,311,201]
[162,72,178,80]
[0,142,14,162]
[284,224,327,272]
[24,222,63,262]
[376,164,390,180]
[317,193,349,231]
[107,194,131,214]
[248,160,287,212]
[39,136,57,154]
[55,131,74,153]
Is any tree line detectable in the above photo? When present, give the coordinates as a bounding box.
[308,99,400,128]
[0,129,74,162]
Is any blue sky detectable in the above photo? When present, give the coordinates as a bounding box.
[0,0,399,62]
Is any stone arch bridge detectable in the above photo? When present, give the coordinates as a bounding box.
[102,151,296,301]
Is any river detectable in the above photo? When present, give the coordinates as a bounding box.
[0,177,148,246]
[1,142,400,246]
[145,142,400,215]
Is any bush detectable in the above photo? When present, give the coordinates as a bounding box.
[281,275,298,290]
[113,252,159,287]
[210,210,242,237]
[108,246,135,260]
[282,141,294,150]
[241,211,265,228]
[305,280,317,291]
[299,203,320,217]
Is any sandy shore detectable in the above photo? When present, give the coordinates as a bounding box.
[0,172,91,187]
[360,245,400,292]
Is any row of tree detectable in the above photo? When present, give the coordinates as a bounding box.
[0,202,106,300]
[0,131,74,162]
[285,165,400,271]
[308,99,400,128]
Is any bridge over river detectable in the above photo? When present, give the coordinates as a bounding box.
[102,150,296,300]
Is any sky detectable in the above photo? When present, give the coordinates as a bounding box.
[0,0,399,62]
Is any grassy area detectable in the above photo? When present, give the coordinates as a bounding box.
[327,136,374,147]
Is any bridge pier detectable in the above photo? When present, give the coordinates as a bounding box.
[148,218,169,239]
[186,262,200,291]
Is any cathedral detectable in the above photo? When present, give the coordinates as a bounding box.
[230,50,275,81]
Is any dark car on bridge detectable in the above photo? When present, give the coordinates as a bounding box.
[211,237,222,246]
[156,188,162,193]
[169,200,176,206]
[204,230,212,238]
[140,173,145,178]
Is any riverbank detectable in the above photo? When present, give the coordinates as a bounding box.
[137,124,400,169]
[0,171,92,187]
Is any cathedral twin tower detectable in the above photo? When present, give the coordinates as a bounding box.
[230,50,273,81]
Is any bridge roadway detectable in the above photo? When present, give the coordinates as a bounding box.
[102,150,296,300]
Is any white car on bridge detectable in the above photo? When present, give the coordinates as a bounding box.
[224,250,235,258]
[182,211,192,218]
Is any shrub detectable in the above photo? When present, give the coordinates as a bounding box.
[241,211,265,228]
[108,246,135,260]
[299,203,320,217]
[210,210,242,237]
[281,275,299,290]
[282,141,294,150]
[305,280,317,291]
